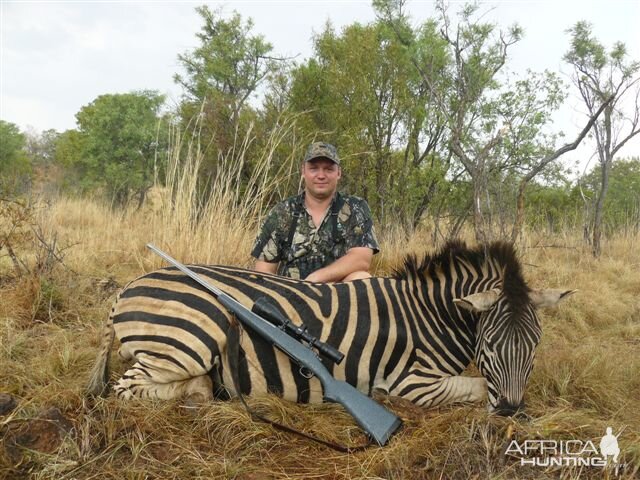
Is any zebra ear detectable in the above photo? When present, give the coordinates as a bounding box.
[454,289,500,312]
[529,289,577,309]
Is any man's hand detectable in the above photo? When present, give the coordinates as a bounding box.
[254,260,278,274]
[304,247,373,283]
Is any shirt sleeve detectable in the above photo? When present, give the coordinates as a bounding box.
[251,204,285,262]
[344,198,380,254]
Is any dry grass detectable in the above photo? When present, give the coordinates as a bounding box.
[2,143,639,478]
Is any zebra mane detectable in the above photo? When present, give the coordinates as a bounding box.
[393,240,531,312]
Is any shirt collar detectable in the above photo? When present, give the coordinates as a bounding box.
[296,191,341,213]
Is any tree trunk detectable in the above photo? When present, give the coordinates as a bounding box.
[511,178,528,243]
[592,158,611,257]
[472,174,489,244]
[375,152,386,225]
[592,104,615,258]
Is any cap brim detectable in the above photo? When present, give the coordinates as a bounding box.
[305,155,339,164]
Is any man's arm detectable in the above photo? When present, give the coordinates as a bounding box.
[254,260,278,275]
[305,247,373,283]
[251,203,285,273]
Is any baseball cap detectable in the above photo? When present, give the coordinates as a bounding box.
[304,142,340,165]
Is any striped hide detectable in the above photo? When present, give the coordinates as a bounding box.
[87,240,574,414]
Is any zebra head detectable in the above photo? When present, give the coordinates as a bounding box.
[454,288,575,416]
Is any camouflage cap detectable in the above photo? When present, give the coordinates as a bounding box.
[304,142,340,165]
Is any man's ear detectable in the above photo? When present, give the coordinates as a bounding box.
[529,289,577,308]
[453,289,500,312]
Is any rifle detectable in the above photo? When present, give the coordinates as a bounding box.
[147,244,402,446]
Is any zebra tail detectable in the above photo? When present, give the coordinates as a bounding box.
[86,309,116,397]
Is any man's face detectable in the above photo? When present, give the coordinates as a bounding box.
[302,158,341,200]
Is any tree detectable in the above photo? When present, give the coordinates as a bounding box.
[564,21,640,256]
[377,2,610,243]
[579,157,640,234]
[175,6,281,159]
[434,2,524,243]
[377,1,526,241]
[25,128,59,167]
[525,179,580,233]
[505,78,613,242]
[54,129,88,193]
[0,121,31,193]
[64,91,167,207]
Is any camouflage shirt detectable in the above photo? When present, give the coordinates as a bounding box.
[251,192,380,279]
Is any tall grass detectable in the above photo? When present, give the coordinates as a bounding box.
[35,117,301,285]
[150,117,296,267]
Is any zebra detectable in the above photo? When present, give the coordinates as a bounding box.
[87,240,574,415]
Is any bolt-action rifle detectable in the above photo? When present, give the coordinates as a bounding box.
[147,244,402,446]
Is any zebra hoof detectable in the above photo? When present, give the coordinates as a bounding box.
[184,392,211,407]
[372,387,390,401]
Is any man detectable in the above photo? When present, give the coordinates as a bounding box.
[251,142,379,282]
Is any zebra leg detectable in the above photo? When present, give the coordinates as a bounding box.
[372,378,391,400]
[424,376,487,407]
[114,361,214,402]
[392,374,487,407]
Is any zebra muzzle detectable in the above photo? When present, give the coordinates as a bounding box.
[495,398,526,417]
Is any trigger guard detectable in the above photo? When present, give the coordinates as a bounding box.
[300,367,314,379]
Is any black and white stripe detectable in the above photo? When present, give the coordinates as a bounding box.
[87,240,573,413]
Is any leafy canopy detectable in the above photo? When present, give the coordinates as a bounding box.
[0,121,31,192]
[65,91,167,206]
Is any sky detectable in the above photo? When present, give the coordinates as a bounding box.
[1,0,639,174]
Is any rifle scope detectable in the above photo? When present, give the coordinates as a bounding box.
[252,296,345,365]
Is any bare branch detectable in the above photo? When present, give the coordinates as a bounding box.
[523,93,615,182]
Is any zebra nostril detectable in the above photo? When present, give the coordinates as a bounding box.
[497,406,518,416]
[496,398,522,417]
